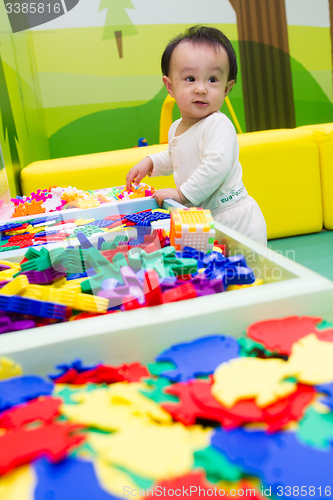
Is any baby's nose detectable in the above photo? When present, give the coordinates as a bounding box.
[195,84,207,94]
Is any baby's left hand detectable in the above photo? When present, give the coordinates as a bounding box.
[153,188,182,207]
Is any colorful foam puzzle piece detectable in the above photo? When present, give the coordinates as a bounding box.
[0,357,23,379]
[212,357,296,407]
[0,464,36,500]
[0,422,85,474]
[287,334,333,384]
[191,379,314,432]
[193,446,243,483]
[140,377,179,403]
[89,421,211,480]
[0,397,62,429]
[297,406,333,450]
[148,471,221,498]
[261,432,333,497]
[34,457,121,500]
[0,375,54,412]
[247,316,323,356]
[156,335,240,382]
[211,427,273,476]
[316,382,333,410]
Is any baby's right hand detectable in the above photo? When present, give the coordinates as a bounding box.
[126,156,153,191]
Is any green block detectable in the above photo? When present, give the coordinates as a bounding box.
[20,254,52,272]
[147,361,176,376]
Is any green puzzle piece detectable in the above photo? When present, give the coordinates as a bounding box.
[81,247,126,293]
[140,377,179,404]
[297,406,333,450]
[147,361,176,377]
[238,336,274,357]
[194,446,243,482]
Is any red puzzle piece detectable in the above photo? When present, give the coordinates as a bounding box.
[148,471,261,500]
[0,397,62,430]
[0,422,85,475]
[53,362,148,385]
[162,379,315,432]
[247,316,327,355]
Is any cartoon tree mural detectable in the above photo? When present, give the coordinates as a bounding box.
[0,48,21,195]
[228,0,296,132]
[99,0,138,59]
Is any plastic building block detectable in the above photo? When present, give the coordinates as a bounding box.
[81,247,125,293]
[287,334,333,384]
[0,397,62,429]
[0,314,36,334]
[20,253,52,272]
[23,285,109,313]
[34,457,121,500]
[0,275,29,295]
[170,207,215,252]
[212,357,296,407]
[0,422,85,474]
[0,294,67,319]
[21,267,66,284]
[247,316,324,356]
[156,335,240,382]
[162,282,197,303]
[89,420,211,480]
[227,278,264,291]
[98,266,144,307]
[0,357,23,379]
[143,270,163,306]
[0,375,54,411]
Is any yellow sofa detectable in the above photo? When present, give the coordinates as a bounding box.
[297,123,333,231]
[21,125,330,240]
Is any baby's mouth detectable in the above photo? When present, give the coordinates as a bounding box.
[194,100,207,105]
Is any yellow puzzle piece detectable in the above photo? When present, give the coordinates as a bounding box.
[212,357,296,407]
[287,333,333,384]
[0,465,36,500]
[89,421,211,480]
[61,383,171,431]
[0,357,23,379]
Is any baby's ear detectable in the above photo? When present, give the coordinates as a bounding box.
[225,80,234,95]
[163,75,174,97]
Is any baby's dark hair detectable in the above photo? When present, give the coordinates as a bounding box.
[161,25,237,83]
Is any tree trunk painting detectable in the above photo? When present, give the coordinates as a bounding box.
[99,0,138,59]
[229,0,296,131]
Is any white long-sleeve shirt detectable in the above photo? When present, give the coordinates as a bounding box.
[148,111,247,212]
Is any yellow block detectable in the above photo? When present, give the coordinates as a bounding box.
[297,123,333,230]
[21,144,175,195]
[238,128,323,239]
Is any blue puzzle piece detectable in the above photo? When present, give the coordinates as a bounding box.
[211,427,274,476]
[156,335,240,382]
[48,359,100,380]
[0,375,54,412]
[34,457,121,500]
[317,382,333,410]
[76,232,94,249]
[261,432,333,498]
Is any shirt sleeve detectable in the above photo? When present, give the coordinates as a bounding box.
[179,117,238,206]
[147,146,173,177]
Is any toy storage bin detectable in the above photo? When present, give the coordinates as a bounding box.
[0,220,332,376]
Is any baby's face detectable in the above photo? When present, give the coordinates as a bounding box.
[163,40,234,127]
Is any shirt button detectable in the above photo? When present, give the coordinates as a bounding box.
[173,139,177,146]
[174,165,178,171]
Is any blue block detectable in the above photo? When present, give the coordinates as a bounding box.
[0,375,54,411]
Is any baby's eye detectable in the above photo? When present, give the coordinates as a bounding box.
[186,76,195,82]
[209,77,218,83]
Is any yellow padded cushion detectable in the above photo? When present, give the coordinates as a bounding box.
[21,144,174,195]
[297,123,333,230]
[238,128,323,239]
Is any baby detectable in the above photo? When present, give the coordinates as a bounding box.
[126,25,267,246]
